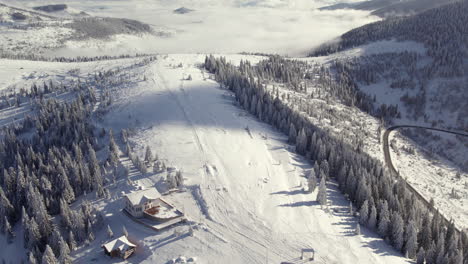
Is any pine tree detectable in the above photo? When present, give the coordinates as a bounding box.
[317,176,327,207]
[320,160,330,179]
[0,187,13,222]
[405,220,418,259]
[4,216,13,243]
[108,144,119,169]
[27,217,41,250]
[22,207,30,248]
[391,212,404,252]
[49,229,62,256]
[28,251,38,264]
[60,199,72,228]
[107,225,114,238]
[359,200,369,225]
[144,146,153,164]
[355,224,361,235]
[307,170,317,193]
[452,249,463,264]
[288,123,297,144]
[426,241,437,264]
[87,143,104,197]
[416,247,425,264]
[58,237,72,264]
[378,200,390,238]
[58,168,75,203]
[123,226,128,237]
[41,245,58,264]
[67,230,76,251]
[419,211,433,251]
[175,170,184,188]
[295,128,307,155]
[435,232,446,264]
[368,203,377,230]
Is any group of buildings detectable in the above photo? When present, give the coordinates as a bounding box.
[102,187,185,259]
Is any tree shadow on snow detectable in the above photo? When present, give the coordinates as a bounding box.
[278,200,319,207]
[270,189,307,196]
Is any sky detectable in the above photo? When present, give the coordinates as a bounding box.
[13,0,379,56]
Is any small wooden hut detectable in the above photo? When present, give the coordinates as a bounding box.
[102,235,136,259]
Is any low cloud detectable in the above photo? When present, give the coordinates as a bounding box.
[34,0,378,56]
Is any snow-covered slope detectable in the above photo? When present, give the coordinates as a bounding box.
[66,54,410,263]
[0,53,413,263]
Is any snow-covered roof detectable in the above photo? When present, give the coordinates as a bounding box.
[102,236,136,253]
[125,188,161,206]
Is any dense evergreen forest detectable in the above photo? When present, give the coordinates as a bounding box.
[311,0,468,79]
[309,0,468,170]
[204,55,468,264]
[0,57,156,263]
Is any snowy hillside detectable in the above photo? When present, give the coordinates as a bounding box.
[0,0,467,263]
[0,54,414,264]
[0,2,154,58]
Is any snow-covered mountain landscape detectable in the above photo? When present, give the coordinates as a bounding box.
[0,0,467,264]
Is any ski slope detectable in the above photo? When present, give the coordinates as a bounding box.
[76,54,410,264]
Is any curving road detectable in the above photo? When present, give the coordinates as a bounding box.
[382,125,468,232]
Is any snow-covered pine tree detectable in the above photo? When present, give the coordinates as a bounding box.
[288,123,297,144]
[416,247,425,264]
[355,224,361,235]
[295,128,307,155]
[378,200,390,238]
[359,200,369,225]
[28,251,38,264]
[58,236,72,264]
[405,220,418,259]
[390,212,404,252]
[123,226,128,237]
[307,170,317,193]
[107,225,113,238]
[435,231,446,264]
[67,230,76,251]
[41,244,58,264]
[317,176,327,207]
[144,146,153,164]
[3,216,13,243]
[419,211,432,251]
[175,171,184,188]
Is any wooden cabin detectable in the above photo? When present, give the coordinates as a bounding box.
[102,236,136,259]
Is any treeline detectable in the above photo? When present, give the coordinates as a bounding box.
[0,52,156,63]
[204,55,468,264]
[310,0,468,78]
[0,79,78,111]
